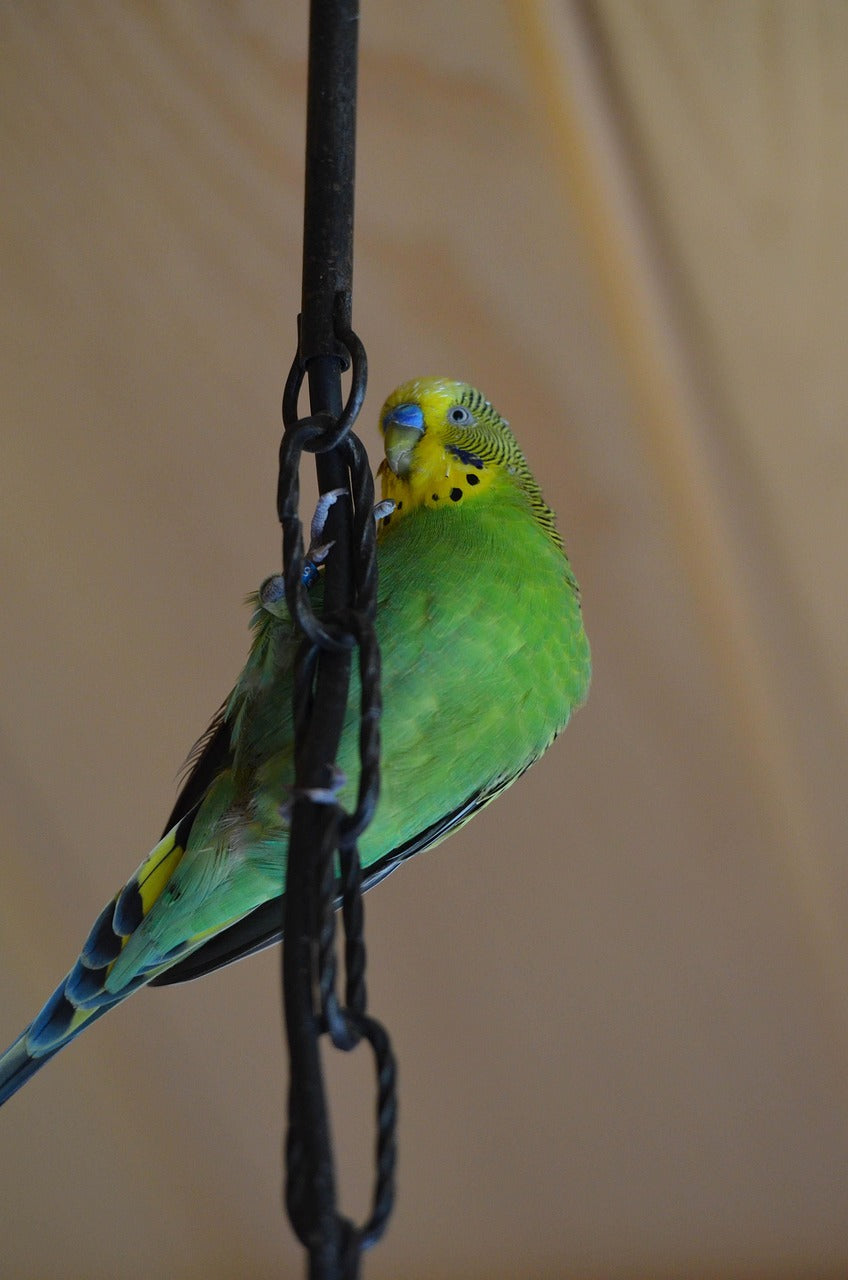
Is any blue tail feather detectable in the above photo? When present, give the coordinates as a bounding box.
[0,1033,59,1106]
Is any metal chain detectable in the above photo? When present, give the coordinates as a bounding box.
[279,319,397,1275]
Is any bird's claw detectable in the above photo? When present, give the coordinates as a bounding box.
[310,488,347,545]
[301,488,347,586]
[373,499,396,523]
[267,495,395,597]
[259,574,286,607]
[289,764,347,808]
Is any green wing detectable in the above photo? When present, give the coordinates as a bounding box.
[0,439,589,1105]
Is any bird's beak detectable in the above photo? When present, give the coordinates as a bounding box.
[382,402,425,477]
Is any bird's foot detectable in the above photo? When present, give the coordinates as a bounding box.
[259,574,285,607]
[310,487,347,547]
[297,763,347,805]
[373,499,395,523]
[301,488,347,586]
[279,764,348,822]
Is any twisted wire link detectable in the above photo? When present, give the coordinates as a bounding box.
[284,1119,310,1244]
[281,313,396,1263]
[338,837,366,1015]
[340,614,382,840]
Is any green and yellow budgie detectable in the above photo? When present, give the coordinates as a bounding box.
[0,377,590,1106]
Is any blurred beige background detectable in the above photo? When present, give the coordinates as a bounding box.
[2,2,848,1277]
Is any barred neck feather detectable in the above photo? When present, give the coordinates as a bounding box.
[377,377,563,549]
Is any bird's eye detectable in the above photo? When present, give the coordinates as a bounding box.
[448,405,473,426]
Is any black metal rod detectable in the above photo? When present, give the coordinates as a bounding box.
[283,2,360,1277]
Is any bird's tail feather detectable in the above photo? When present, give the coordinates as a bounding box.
[0,816,196,1108]
[0,1032,59,1106]
[0,978,139,1108]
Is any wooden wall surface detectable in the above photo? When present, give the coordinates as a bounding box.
[1,3,847,1276]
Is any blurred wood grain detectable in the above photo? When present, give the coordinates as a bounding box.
[1,3,847,1276]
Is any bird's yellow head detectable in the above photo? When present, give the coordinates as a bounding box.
[377,377,561,546]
